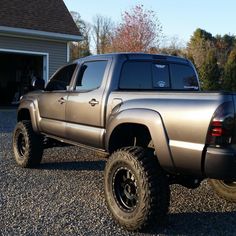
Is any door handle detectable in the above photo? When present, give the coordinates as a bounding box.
[89,99,99,106]
[58,97,66,104]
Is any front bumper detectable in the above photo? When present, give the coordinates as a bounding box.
[204,147,236,181]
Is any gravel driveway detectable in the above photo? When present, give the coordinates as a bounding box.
[0,109,235,235]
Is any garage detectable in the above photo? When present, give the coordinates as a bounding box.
[0,51,47,106]
[0,0,82,107]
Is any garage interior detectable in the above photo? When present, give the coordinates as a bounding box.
[0,52,44,106]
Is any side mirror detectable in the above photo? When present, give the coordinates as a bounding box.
[31,77,45,90]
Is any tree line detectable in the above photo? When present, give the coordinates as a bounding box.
[187,29,236,91]
[70,5,236,91]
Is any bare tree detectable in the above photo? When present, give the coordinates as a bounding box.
[70,11,91,59]
[160,36,186,56]
[92,15,114,54]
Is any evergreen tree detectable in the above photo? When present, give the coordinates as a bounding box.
[200,50,220,90]
[215,34,236,67]
[223,48,236,91]
[187,28,214,71]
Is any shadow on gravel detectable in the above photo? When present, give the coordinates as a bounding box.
[145,211,236,235]
[39,160,106,171]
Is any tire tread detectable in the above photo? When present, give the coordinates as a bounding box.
[105,146,170,231]
[209,179,236,202]
[13,120,43,168]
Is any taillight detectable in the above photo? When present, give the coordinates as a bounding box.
[210,121,224,137]
[206,102,235,146]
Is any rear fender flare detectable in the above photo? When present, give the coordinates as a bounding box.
[106,108,175,172]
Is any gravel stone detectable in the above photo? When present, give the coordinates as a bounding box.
[0,109,235,235]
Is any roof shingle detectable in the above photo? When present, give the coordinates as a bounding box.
[0,0,81,36]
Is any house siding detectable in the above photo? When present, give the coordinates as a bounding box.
[0,35,67,77]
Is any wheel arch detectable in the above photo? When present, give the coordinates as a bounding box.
[17,100,39,133]
[106,108,175,172]
[108,123,152,153]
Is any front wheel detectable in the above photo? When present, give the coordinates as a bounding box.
[13,120,43,168]
[209,179,236,202]
[104,147,170,231]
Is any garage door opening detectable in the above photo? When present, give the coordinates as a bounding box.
[0,52,46,106]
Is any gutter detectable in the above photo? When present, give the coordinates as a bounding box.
[0,26,83,42]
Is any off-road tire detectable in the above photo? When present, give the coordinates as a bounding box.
[104,146,170,231]
[209,179,236,202]
[13,120,43,168]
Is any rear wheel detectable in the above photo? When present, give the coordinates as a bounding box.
[13,120,43,168]
[104,146,170,231]
[209,179,236,202]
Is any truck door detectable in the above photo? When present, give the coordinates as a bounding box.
[65,59,111,148]
[38,63,77,138]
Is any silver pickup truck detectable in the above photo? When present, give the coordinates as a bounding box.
[13,53,236,231]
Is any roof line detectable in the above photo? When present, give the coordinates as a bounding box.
[0,26,83,42]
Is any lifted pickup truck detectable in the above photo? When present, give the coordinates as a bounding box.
[13,53,236,230]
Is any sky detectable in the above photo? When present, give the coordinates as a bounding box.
[63,0,235,45]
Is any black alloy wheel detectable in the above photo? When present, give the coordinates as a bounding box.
[113,167,138,212]
[16,132,26,158]
[13,120,43,168]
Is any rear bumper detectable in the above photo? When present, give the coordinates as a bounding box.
[204,147,236,181]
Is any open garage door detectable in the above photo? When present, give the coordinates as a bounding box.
[0,51,48,106]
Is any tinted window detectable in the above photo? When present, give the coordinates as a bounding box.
[46,64,76,91]
[119,61,198,90]
[119,61,152,89]
[170,64,199,90]
[152,64,170,88]
[76,61,107,91]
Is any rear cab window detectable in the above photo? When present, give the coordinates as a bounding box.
[170,64,199,90]
[119,61,152,89]
[152,64,170,89]
[119,60,199,91]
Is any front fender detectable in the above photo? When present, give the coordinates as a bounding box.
[17,99,40,133]
[106,108,175,172]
